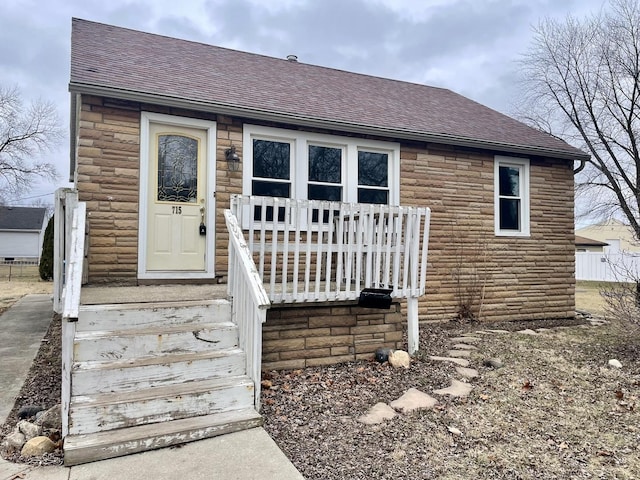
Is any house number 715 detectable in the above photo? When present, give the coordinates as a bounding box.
[172,206,182,214]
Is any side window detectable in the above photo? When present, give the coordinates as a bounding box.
[494,156,530,236]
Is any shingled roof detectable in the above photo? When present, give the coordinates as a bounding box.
[69,18,588,161]
[0,206,47,231]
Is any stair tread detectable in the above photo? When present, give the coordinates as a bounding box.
[64,408,262,449]
[74,347,244,371]
[79,298,230,311]
[70,375,254,406]
[74,321,237,339]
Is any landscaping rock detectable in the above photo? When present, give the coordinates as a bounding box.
[452,336,481,343]
[21,436,56,457]
[357,402,397,425]
[608,359,623,369]
[451,343,478,350]
[389,350,410,368]
[36,404,62,430]
[390,388,437,413]
[447,426,463,436]
[483,358,504,369]
[17,420,42,440]
[434,379,473,398]
[455,366,479,379]
[517,329,538,335]
[374,347,392,363]
[17,405,44,420]
[446,350,471,358]
[2,430,26,452]
[429,356,470,367]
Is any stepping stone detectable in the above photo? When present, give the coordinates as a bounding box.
[451,343,478,350]
[390,388,438,413]
[455,366,479,379]
[357,402,397,425]
[429,356,470,367]
[486,329,510,334]
[517,329,538,335]
[447,350,471,358]
[434,379,473,397]
[451,336,481,343]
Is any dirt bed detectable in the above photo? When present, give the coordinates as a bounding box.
[262,317,640,479]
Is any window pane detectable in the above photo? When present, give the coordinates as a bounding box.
[157,134,198,203]
[253,139,290,180]
[499,166,520,197]
[308,184,342,201]
[252,180,290,198]
[309,145,341,183]
[500,198,520,230]
[358,151,388,187]
[358,188,389,204]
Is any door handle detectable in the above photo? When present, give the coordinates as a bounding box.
[199,205,206,236]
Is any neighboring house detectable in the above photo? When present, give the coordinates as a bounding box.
[0,206,47,262]
[575,235,608,253]
[58,18,589,465]
[576,219,640,253]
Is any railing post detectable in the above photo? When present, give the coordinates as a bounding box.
[407,296,419,355]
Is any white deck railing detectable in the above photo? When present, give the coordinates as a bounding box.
[225,209,270,409]
[229,195,431,353]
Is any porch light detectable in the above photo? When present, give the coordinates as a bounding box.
[225,145,241,171]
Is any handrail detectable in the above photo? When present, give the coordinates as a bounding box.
[62,202,86,320]
[225,209,270,409]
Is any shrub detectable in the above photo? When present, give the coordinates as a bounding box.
[39,215,54,280]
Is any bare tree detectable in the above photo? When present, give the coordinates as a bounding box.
[517,0,640,237]
[0,85,62,197]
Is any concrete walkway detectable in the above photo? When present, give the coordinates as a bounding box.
[0,294,53,424]
[0,295,304,480]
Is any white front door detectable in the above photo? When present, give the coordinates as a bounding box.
[139,113,216,279]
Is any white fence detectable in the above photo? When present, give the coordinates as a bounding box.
[575,252,640,282]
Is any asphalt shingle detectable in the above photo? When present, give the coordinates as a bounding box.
[69,18,587,160]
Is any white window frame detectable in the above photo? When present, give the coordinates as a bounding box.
[243,125,400,205]
[494,156,530,237]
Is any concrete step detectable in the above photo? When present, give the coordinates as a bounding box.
[76,299,232,332]
[64,408,263,466]
[73,321,239,361]
[72,348,246,395]
[69,375,255,435]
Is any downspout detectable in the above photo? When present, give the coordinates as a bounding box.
[574,159,586,174]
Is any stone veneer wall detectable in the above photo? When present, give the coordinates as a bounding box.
[262,303,404,370]
[75,95,575,323]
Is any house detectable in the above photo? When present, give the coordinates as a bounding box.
[57,18,588,465]
[576,219,640,253]
[575,234,608,253]
[0,206,47,262]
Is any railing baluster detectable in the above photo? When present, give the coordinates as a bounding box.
[292,201,300,299]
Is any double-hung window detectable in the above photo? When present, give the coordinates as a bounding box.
[494,156,530,236]
[243,125,399,221]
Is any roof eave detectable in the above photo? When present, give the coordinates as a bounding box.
[69,82,590,162]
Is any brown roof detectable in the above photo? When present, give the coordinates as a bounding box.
[69,18,588,161]
[575,235,608,247]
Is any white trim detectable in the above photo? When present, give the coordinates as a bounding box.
[138,112,217,279]
[242,124,400,206]
[494,155,530,237]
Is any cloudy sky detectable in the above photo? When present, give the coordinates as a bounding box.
[2,0,607,207]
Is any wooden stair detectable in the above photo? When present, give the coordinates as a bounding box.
[64,298,262,466]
